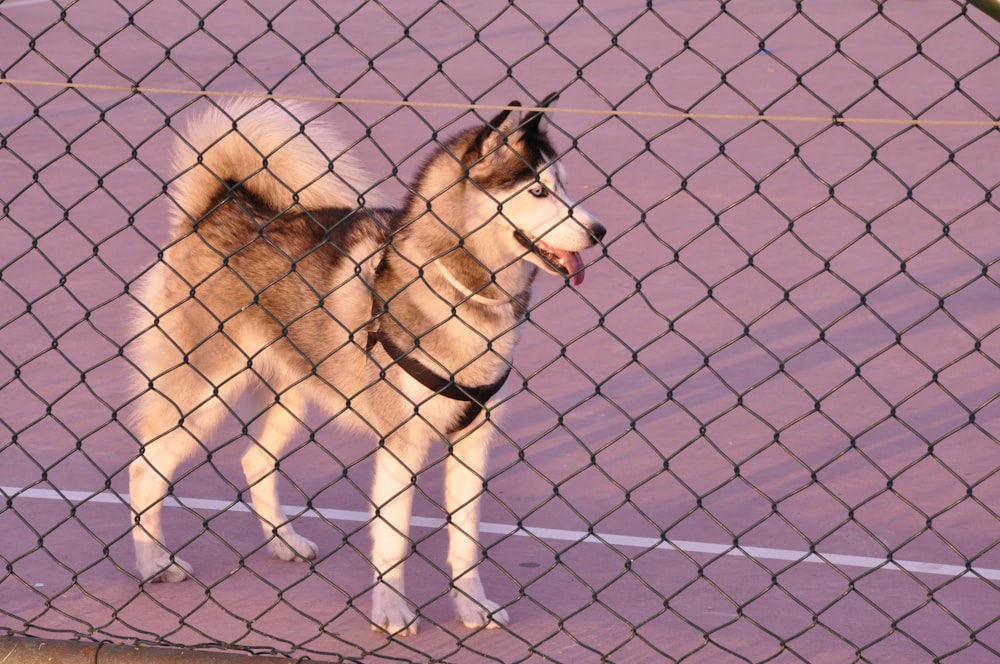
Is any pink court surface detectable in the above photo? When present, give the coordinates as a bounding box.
[2,1,1000,662]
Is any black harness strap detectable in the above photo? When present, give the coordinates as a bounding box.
[368,324,511,434]
[363,255,526,433]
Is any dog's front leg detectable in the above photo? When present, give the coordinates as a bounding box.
[445,425,509,630]
[369,438,426,636]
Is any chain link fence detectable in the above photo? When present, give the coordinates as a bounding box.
[2,0,999,661]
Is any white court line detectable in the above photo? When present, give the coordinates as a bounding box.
[0,0,53,9]
[5,485,999,581]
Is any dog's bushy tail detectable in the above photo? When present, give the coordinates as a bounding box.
[169,97,386,226]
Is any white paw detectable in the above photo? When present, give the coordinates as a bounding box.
[453,591,509,630]
[267,530,319,562]
[371,583,418,636]
[137,548,192,583]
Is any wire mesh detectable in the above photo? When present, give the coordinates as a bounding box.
[1,1,999,662]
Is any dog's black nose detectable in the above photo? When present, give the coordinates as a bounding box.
[589,222,607,243]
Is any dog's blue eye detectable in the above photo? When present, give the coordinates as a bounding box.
[530,185,547,198]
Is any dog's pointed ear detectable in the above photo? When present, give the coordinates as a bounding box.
[489,101,523,138]
[468,94,558,164]
[467,101,524,163]
[524,92,559,134]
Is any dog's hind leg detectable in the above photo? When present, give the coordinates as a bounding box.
[241,385,319,563]
[368,433,431,636]
[129,374,236,583]
[445,424,509,629]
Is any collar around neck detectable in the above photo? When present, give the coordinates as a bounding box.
[432,258,510,307]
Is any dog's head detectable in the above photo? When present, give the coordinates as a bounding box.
[461,93,606,285]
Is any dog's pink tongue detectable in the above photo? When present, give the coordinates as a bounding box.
[559,249,585,286]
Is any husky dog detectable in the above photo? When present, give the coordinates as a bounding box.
[127,94,605,636]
